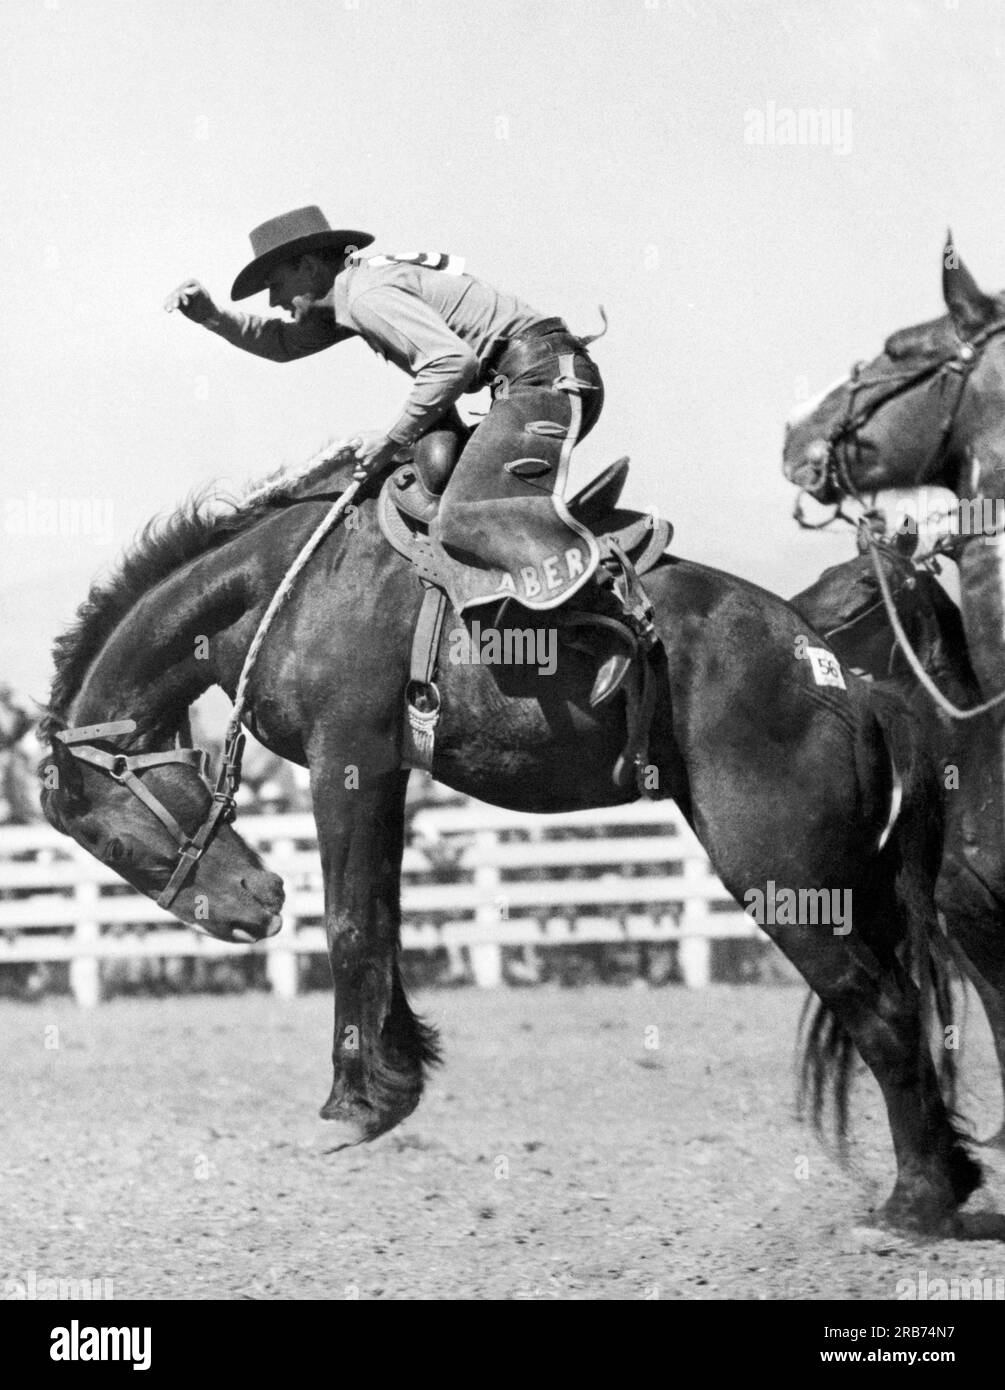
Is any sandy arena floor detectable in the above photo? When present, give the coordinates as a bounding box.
[4,984,1005,1300]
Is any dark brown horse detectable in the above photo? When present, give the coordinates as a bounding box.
[782,236,1005,710]
[782,237,1005,1151]
[791,535,1005,1144]
[36,450,992,1236]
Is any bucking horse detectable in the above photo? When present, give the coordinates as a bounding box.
[36,437,996,1237]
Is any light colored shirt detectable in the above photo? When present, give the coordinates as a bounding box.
[207,254,548,444]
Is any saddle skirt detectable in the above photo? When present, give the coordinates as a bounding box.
[377,457,672,610]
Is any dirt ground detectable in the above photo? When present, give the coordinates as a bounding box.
[4,983,1005,1300]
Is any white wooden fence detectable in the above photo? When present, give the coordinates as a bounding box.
[0,800,765,1005]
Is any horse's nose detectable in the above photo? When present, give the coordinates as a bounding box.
[241,873,285,913]
[802,438,831,485]
[806,438,829,468]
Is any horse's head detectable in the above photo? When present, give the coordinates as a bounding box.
[39,720,285,945]
[783,237,1005,506]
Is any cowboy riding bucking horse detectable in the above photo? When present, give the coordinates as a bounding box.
[165,205,642,705]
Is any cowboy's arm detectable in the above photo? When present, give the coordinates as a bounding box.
[348,287,479,445]
[164,280,341,361]
[204,304,344,362]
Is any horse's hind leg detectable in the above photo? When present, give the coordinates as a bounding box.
[763,891,982,1236]
[309,749,439,1148]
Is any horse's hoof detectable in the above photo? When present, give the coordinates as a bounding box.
[879,1200,1005,1241]
[317,1099,378,1150]
[951,1211,1005,1241]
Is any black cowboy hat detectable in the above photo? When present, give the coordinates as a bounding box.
[230,205,374,301]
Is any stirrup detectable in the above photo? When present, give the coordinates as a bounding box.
[591,651,633,707]
[559,611,638,707]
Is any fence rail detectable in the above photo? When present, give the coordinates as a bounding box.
[0,802,765,1004]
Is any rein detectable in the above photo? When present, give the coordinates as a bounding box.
[55,471,363,910]
[860,523,1005,721]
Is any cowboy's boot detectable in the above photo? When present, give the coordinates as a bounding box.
[388,412,472,525]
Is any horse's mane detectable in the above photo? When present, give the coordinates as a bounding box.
[41,446,352,736]
[884,313,953,361]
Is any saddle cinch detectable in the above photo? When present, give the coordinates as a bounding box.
[377,442,673,794]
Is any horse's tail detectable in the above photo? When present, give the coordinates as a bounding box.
[798,686,976,1190]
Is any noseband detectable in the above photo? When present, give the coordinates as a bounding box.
[54,719,246,909]
[802,317,1005,515]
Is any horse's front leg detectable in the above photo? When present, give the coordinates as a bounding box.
[311,755,440,1147]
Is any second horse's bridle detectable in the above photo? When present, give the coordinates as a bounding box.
[796,316,1005,524]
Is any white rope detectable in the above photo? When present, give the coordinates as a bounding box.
[226,455,362,741]
[242,438,356,507]
[864,529,1005,721]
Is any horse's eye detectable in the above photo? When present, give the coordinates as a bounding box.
[104,835,131,864]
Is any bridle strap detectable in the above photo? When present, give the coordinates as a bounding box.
[157,731,245,908]
[64,745,201,844]
[860,523,1005,721]
[54,720,229,909]
[57,719,139,745]
[825,320,1005,507]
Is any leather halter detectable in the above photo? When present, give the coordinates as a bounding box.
[55,718,246,909]
[822,318,1005,506]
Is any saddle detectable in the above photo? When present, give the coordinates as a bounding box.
[377,454,673,793]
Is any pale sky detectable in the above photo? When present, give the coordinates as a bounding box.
[3,0,1005,699]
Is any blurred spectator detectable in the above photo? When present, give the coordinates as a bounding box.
[0,684,40,824]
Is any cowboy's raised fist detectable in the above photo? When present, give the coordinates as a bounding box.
[164,279,218,324]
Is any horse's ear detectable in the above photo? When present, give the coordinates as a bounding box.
[943,234,997,334]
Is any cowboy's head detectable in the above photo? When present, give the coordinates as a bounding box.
[264,252,341,315]
[231,205,373,315]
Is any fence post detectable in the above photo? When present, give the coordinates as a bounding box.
[70,876,101,1008]
[679,855,712,989]
[471,829,504,987]
[265,836,298,999]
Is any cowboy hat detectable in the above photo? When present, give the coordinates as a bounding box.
[230,206,374,300]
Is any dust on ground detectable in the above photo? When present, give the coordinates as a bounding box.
[3,985,1005,1299]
